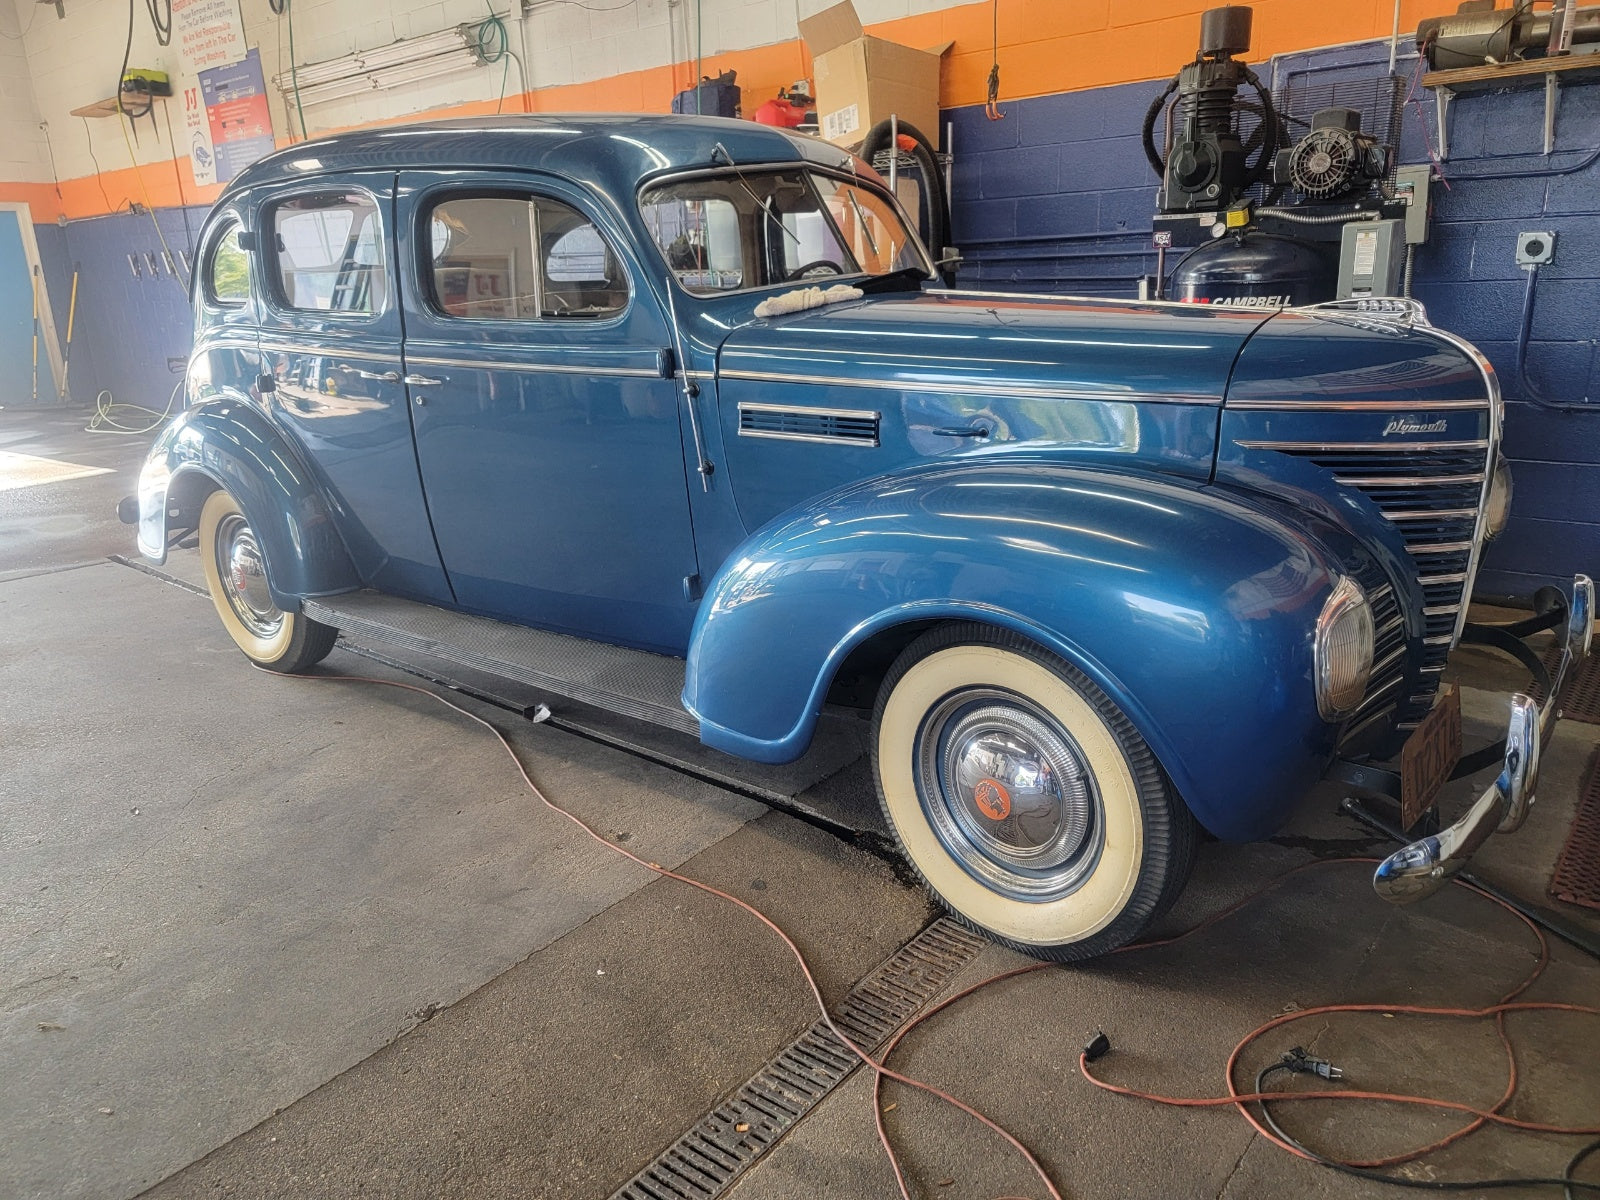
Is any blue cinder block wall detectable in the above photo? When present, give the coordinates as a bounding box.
[948,39,1600,602]
[26,205,202,412]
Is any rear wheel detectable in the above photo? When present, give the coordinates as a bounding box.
[871,623,1196,961]
[198,490,337,673]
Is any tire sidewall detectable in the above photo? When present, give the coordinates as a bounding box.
[198,489,300,665]
[874,628,1177,955]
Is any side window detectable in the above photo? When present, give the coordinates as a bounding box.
[271,192,387,314]
[207,223,250,306]
[427,195,628,321]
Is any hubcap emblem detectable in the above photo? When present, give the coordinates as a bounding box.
[973,777,1011,821]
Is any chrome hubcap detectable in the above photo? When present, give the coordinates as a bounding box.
[215,513,283,638]
[915,690,1101,901]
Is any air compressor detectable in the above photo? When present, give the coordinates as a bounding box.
[1142,5,1425,308]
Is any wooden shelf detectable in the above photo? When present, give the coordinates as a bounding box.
[70,92,166,119]
[1423,51,1600,91]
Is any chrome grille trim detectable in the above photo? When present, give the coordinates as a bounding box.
[1409,541,1474,555]
[1386,508,1479,522]
[1333,473,1484,488]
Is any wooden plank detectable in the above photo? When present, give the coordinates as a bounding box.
[1424,53,1600,90]
[68,92,166,119]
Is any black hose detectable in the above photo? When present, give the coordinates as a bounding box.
[1516,264,1596,413]
[1141,74,1182,177]
[860,118,951,284]
[1240,65,1280,186]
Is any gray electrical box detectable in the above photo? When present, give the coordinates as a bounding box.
[1394,164,1431,245]
[1337,219,1407,299]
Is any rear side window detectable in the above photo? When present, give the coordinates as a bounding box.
[207,223,250,306]
[272,192,387,314]
[427,195,627,320]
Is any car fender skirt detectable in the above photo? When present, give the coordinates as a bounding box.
[138,403,358,607]
[684,461,1344,842]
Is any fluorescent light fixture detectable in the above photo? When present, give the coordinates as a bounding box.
[273,24,489,107]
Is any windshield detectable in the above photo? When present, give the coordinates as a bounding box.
[639,168,931,296]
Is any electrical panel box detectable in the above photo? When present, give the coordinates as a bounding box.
[1393,164,1431,245]
[1337,219,1406,299]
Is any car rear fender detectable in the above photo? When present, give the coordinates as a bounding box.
[137,400,358,607]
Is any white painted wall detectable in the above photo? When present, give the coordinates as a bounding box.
[0,0,50,186]
[6,0,974,188]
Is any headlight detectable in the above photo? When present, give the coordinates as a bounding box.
[1315,576,1374,721]
[1485,459,1513,540]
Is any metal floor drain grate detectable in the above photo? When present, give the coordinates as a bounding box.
[610,918,987,1200]
[1531,645,1600,725]
[1551,750,1600,911]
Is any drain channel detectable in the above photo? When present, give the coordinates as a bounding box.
[610,917,986,1200]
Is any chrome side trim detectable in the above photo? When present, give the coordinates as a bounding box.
[1236,439,1489,452]
[257,339,396,364]
[1410,323,1503,647]
[1227,398,1490,412]
[404,353,658,378]
[737,400,883,422]
[718,367,1221,406]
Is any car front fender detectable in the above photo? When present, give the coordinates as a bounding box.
[683,460,1352,842]
[137,400,358,608]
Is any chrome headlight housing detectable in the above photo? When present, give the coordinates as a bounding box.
[1315,576,1375,721]
[1485,458,1513,540]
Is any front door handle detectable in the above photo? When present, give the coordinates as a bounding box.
[403,373,442,387]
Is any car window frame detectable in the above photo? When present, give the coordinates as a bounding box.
[417,186,634,329]
[200,215,252,311]
[263,186,393,321]
[636,162,934,300]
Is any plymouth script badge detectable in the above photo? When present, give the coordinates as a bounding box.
[1383,416,1449,436]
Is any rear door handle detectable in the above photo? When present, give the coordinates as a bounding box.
[403,373,442,386]
[346,367,400,382]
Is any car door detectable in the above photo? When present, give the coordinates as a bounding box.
[256,175,453,605]
[395,172,701,656]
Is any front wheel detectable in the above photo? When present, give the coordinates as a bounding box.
[198,490,338,673]
[872,623,1196,961]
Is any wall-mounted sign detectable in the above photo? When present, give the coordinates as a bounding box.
[173,0,257,188]
[173,0,246,76]
[198,49,276,185]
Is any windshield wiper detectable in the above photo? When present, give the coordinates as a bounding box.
[855,265,932,294]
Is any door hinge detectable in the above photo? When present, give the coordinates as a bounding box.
[682,573,703,602]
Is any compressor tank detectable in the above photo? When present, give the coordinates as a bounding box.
[1170,230,1335,308]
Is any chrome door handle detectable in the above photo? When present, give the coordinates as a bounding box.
[402,373,442,386]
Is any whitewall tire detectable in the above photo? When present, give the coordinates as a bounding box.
[198,490,338,673]
[872,623,1196,961]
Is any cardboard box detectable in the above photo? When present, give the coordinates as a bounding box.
[798,1,951,148]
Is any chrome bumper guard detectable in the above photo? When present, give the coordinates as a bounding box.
[1374,573,1594,904]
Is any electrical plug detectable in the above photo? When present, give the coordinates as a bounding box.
[1281,1045,1343,1080]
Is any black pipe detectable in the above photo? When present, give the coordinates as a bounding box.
[860,118,952,285]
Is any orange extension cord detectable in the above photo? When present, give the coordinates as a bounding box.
[266,667,1599,1198]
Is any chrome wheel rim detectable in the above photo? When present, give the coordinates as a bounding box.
[214,512,283,639]
[913,689,1103,902]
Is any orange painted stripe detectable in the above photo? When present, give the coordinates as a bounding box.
[0,0,1460,222]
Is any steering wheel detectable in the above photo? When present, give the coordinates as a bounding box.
[786,259,846,281]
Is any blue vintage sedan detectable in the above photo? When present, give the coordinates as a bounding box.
[132,114,1591,960]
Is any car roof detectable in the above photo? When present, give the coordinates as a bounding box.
[225,113,857,201]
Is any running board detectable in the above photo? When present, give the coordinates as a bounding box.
[302,591,697,736]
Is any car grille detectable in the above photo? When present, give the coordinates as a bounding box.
[1247,438,1491,738]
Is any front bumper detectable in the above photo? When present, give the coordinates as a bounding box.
[1373,573,1594,903]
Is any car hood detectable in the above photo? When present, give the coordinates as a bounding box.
[715,290,1273,405]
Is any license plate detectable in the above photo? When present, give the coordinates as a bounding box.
[1401,684,1462,829]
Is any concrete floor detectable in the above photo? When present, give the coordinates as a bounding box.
[3,408,1598,1200]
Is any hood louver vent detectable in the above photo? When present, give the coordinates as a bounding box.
[738,402,880,447]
